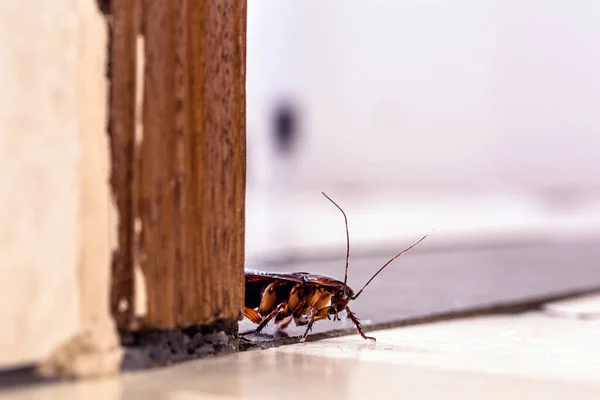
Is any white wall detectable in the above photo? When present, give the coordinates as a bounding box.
[246,0,600,261]
[247,0,600,192]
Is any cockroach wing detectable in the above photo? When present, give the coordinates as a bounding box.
[244,269,310,283]
[244,269,305,283]
[245,269,344,289]
[295,274,345,289]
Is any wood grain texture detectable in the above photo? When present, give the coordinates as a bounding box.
[109,0,138,328]
[109,0,246,330]
[137,0,247,329]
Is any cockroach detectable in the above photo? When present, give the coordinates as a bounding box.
[242,192,428,342]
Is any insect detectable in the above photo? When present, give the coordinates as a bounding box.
[243,192,428,342]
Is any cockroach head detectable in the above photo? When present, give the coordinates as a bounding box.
[330,285,354,314]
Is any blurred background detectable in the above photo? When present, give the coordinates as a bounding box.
[244,0,600,266]
[1,0,600,386]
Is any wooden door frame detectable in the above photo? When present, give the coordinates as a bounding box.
[108,0,246,341]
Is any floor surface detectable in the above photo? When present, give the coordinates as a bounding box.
[4,294,600,399]
[241,241,600,342]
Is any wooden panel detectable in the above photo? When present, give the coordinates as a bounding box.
[134,0,246,329]
[109,0,138,327]
[181,0,247,327]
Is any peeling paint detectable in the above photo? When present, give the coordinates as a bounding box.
[133,265,148,318]
[134,216,142,236]
[118,297,129,313]
[134,36,144,147]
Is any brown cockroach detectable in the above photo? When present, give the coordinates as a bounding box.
[243,192,428,342]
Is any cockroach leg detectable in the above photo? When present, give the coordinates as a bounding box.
[258,282,278,314]
[316,306,329,318]
[299,319,315,343]
[255,302,286,334]
[277,314,293,329]
[346,306,375,341]
[299,308,318,343]
[243,307,262,324]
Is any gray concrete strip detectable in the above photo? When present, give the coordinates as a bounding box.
[241,240,600,345]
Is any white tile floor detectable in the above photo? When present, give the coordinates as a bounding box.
[5,294,600,399]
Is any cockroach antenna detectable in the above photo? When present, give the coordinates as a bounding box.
[352,233,428,299]
[321,191,350,290]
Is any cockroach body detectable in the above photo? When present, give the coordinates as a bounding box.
[243,192,428,342]
[244,269,362,341]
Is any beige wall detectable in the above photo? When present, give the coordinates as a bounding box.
[0,0,120,375]
[0,0,80,369]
